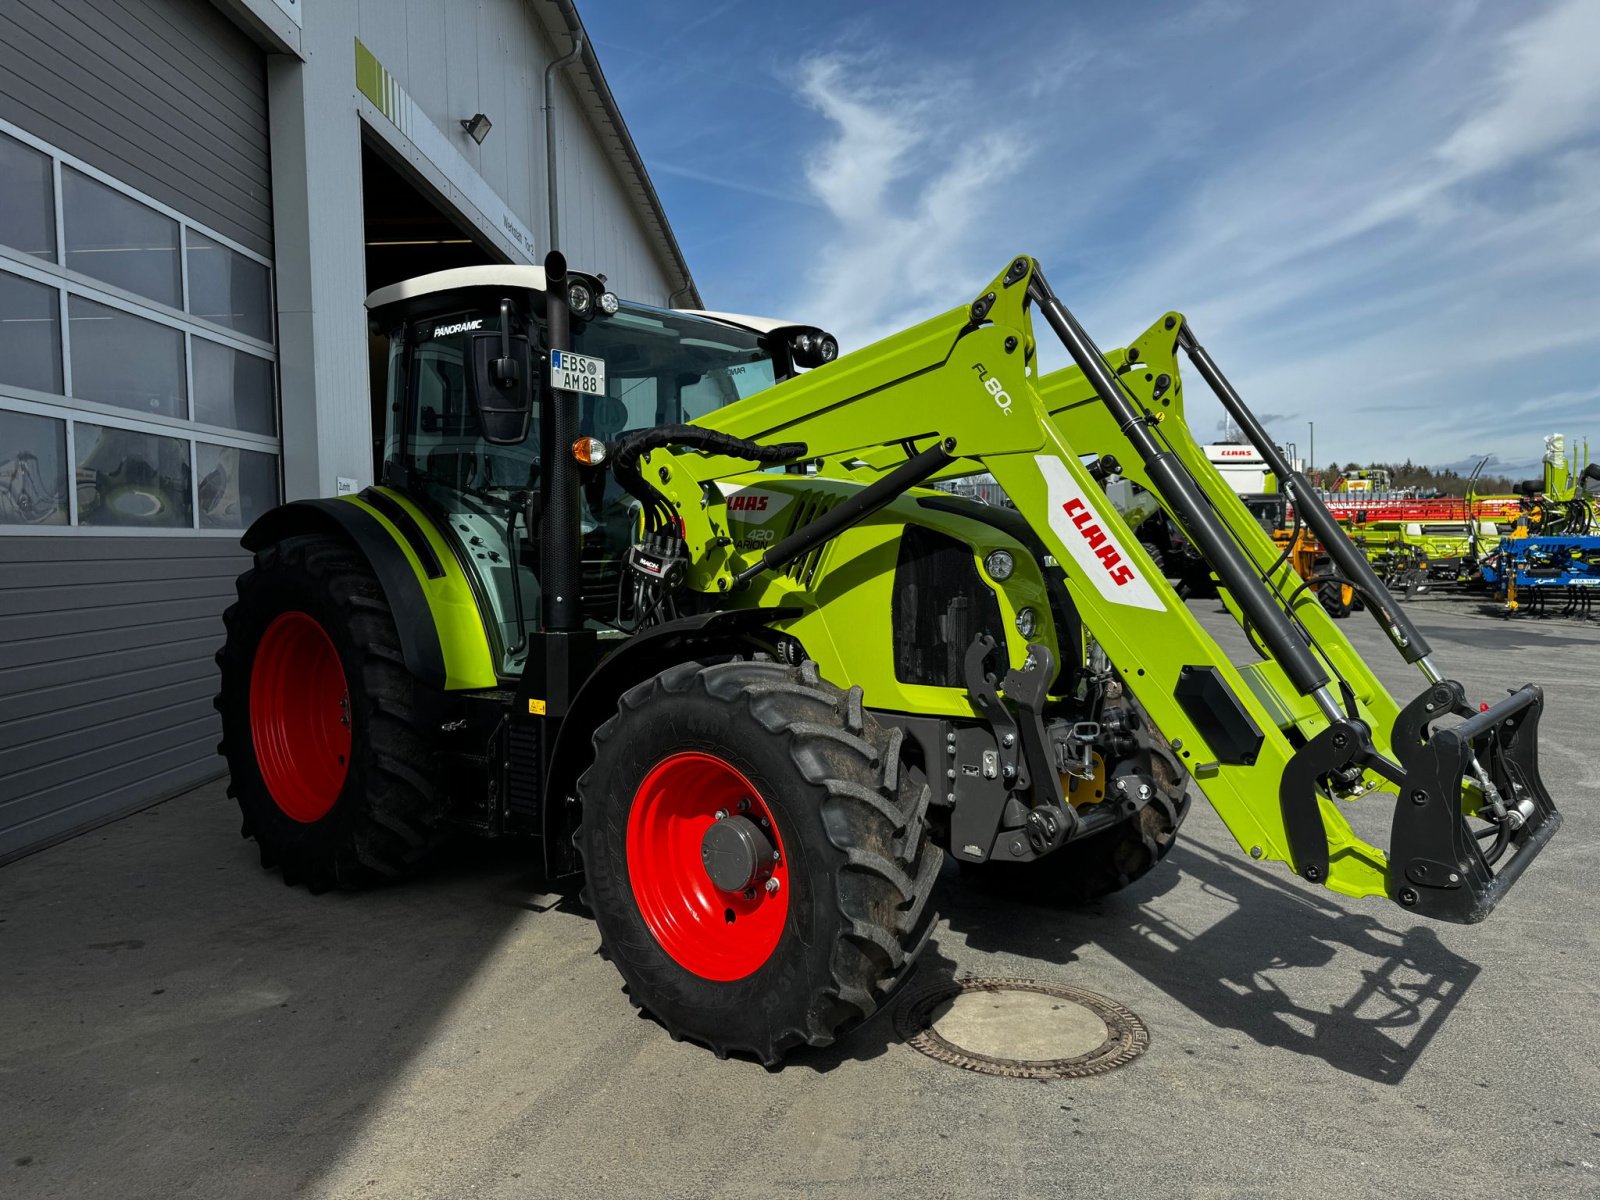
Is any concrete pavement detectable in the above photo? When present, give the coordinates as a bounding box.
[2,598,1597,1199]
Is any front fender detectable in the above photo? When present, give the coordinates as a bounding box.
[537,607,798,875]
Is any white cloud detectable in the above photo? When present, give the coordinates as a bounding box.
[786,54,1026,350]
[1436,0,1600,176]
[1074,0,1600,467]
[742,2,1596,470]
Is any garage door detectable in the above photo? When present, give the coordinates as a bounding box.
[0,0,275,863]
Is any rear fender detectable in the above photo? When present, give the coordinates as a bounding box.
[242,491,497,691]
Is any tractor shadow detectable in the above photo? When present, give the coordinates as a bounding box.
[939,841,1479,1085]
[782,937,967,1074]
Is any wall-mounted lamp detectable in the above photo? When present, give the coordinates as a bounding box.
[460,113,493,145]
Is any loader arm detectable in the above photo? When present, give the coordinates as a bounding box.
[625,255,1559,922]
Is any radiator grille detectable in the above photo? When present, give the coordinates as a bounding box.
[782,493,840,587]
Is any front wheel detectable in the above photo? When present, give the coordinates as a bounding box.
[578,659,941,1064]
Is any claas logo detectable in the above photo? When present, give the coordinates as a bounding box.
[727,494,770,513]
[1062,497,1135,586]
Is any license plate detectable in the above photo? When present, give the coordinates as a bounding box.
[549,349,606,396]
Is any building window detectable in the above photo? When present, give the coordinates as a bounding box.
[193,337,275,435]
[0,118,278,537]
[0,409,68,526]
[69,297,187,418]
[197,443,278,530]
[187,230,273,342]
[62,167,184,308]
[75,422,193,529]
[0,133,56,263]
[0,269,63,395]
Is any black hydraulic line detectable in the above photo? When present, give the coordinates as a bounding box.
[1025,267,1331,699]
[732,438,957,586]
[1283,572,1384,615]
[1175,323,1434,665]
[541,250,584,631]
[505,503,529,656]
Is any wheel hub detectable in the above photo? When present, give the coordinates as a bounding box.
[249,610,351,823]
[701,815,775,893]
[626,752,790,982]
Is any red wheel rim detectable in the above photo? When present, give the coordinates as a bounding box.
[626,752,790,982]
[249,611,351,823]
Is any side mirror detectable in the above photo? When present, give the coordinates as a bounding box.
[467,327,535,445]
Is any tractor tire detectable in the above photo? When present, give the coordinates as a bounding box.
[577,658,941,1064]
[961,724,1190,907]
[1317,580,1352,619]
[215,533,448,891]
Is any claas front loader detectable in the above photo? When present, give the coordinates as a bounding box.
[217,253,1561,1063]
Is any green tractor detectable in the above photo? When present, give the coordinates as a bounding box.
[216,252,1561,1063]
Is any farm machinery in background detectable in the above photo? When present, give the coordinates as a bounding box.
[1480,435,1600,616]
[1145,434,1598,611]
[1321,440,1598,598]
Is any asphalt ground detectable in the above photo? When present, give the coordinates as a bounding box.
[2,596,1597,1200]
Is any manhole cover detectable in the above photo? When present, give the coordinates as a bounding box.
[895,976,1149,1079]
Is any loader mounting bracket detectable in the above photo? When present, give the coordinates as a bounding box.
[1387,681,1560,923]
[1277,718,1370,883]
[1277,678,1561,922]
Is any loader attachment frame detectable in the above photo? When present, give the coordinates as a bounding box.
[621,254,1560,922]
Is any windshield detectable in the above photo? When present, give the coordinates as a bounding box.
[571,301,776,439]
[571,303,779,637]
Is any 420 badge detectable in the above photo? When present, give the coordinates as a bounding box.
[549,349,606,396]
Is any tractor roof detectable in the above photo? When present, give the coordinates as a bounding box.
[364,265,552,310]
[364,267,801,338]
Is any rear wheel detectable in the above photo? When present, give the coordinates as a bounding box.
[215,534,448,891]
[578,659,941,1064]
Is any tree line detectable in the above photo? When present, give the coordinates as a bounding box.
[1306,459,1521,497]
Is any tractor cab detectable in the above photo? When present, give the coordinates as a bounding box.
[365,263,836,670]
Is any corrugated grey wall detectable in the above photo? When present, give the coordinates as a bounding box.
[0,0,272,255]
[354,0,674,303]
[0,538,248,864]
[0,0,269,862]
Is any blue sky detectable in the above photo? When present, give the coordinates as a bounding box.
[584,0,1599,473]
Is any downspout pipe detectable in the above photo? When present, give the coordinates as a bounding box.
[543,23,585,255]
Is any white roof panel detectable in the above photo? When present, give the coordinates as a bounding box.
[674,309,806,336]
[366,275,819,344]
[365,266,549,311]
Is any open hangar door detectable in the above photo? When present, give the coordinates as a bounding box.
[362,140,497,477]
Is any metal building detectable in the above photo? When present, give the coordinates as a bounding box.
[0,0,699,863]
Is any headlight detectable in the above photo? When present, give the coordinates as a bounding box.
[1014,606,1039,639]
[598,291,619,315]
[567,282,593,318]
[788,328,840,368]
[984,549,1015,582]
